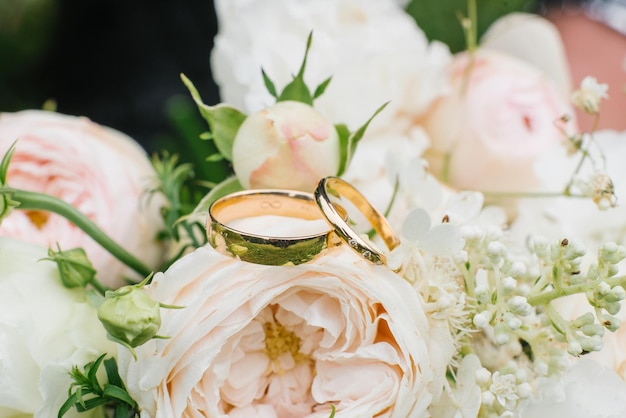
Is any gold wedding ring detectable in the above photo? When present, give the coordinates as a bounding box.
[314,177,400,265]
[207,189,339,266]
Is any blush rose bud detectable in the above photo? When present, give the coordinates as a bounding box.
[44,245,96,289]
[232,100,340,192]
[97,277,182,359]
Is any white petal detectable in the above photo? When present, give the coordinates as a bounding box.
[481,12,573,96]
[402,208,432,242]
[444,191,484,223]
[421,224,464,255]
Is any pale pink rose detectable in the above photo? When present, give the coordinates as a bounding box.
[233,100,340,192]
[119,245,450,417]
[0,110,165,287]
[421,49,576,193]
[0,237,115,418]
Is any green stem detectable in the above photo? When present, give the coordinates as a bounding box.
[527,275,626,306]
[10,188,151,277]
[467,0,478,52]
[89,278,108,296]
[543,302,572,338]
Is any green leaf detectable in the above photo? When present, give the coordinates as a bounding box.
[58,392,79,418]
[262,68,278,98]
[277,31,314,104]
[0,140,17,185]
[192,176,244,215]
[103,384,138,407]
[103,357,123,388]
[313,76,332,100]
[86,354,106,388]
[334,124,351,176]
[404,0,534,53]
[343,102,389,173]
[180,73,247,161]
[74,397,110,412]
[206,153,225,162]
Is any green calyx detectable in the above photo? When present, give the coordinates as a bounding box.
[43,244,97,290]
[97,275,184,360]
[262,31,332,106]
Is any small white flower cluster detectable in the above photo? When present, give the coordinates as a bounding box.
[571,76,609,115]
[403,212,626,417]
[477,363,533,417]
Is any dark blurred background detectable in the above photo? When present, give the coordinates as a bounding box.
[1,0,221,154]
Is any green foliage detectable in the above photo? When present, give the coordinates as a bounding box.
[404,0,537,53]
[58,354,139,418]
[263,31,333,105]
[181,73,247,162]
[149,152,208,260]
[192,175,244,216]
[336,102,389,176]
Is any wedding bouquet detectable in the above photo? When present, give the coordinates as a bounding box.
[3,1,626,417]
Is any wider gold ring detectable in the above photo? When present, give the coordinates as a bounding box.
[207,189,338,266]
[315,176,401,265]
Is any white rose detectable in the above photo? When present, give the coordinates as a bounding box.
[233,101,340,192]
[519,359,626,418]
[119,245,452,417]
[0,110,166,287]
[0,237,115,418]
[211,0,450,132]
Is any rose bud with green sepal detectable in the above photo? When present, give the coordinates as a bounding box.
[44,245,97,289]
[97,275,183,359]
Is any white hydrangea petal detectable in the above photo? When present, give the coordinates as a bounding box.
[401,208,431,242]
[420,224,464,256]
[444,191,485,224]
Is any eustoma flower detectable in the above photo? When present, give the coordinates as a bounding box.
[0,110,165,287]
[421,49,576,194]
[118,245,450,417]
[232,100,340,192]
[0,237,114,418]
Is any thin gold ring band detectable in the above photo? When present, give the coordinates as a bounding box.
[315,176,401,265]
[206,189,338,266]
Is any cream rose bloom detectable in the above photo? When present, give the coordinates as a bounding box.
[119,245,451,417]
[0,236,115,418]
[232,101,340,192]
[0,110,165,287]
[421,48,576,194]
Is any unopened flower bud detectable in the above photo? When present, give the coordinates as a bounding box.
[475,367,492,385]
[45,246,96,289]
[473,310,492,329]
[602,315,621,332]
[509,261,526,277]
[532,236,550,259]
[567,340,583,356]
[507,296,532,316]
[517,382,533,399]
[482,391,496,407]
[503,312,522,330]
[502,276,517,294]
[573,312,595,327]
[0,191,18,224]
[98,285,162,353]
[232,101,340,192]
[606,286,626,302]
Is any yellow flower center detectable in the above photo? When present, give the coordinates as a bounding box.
[25,210,49,229]
[263,321,308,365]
